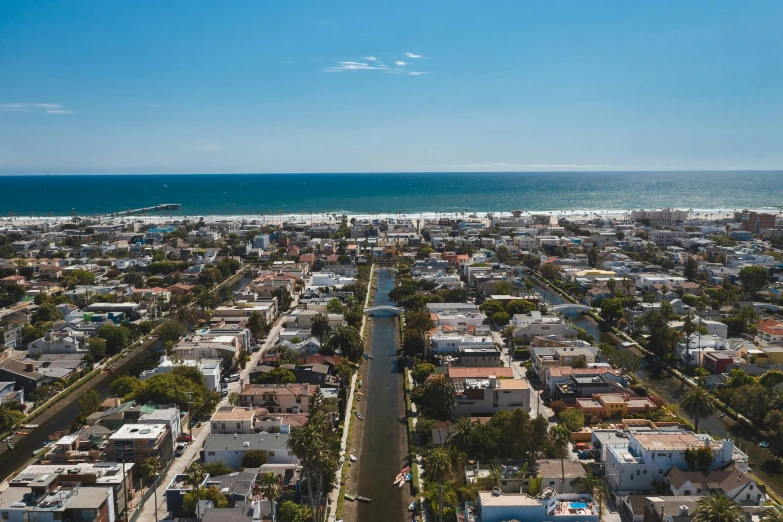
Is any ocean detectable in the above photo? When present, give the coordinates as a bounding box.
[0,171,781,217]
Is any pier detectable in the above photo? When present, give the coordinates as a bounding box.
[107,203,181,217]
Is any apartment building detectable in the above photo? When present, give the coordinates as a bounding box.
[210,407,256,434]
[454,376,530,417]
[238,383,319,414]
[105,423,173,465]
[511,311,578,340]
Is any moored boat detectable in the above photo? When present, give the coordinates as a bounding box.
[356,496,371,502]
[344,493,356,501]
[349,455,357,462]
[355,412,363,420]
[7,441,14,450]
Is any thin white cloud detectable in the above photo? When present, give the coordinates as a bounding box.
[324,61,390,72]
[0,103,72,114]
[325,52,428,75]
[445,162,624,170]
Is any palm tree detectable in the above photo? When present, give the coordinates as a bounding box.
[573,475,608,521]
[325,325,364,361]
[447,417,476,454]
[141,457,162,522]
[425,448,452,522]
[691,492,746,522]
[550,424,571,493]
[257,472,282,521]
[680,385,716,433]
[423,375,457,420]
[185,462,206,518]
[310,313,331,349]
[761,506,783,522]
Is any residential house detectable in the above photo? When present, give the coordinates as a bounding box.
[511,311,578,340]
[477,491,599,522]
[238,383,319,414]
[203,433,297,469]
[454,376,530,417]
[665,466,763,506]
[576,393,658,419]
[210,407,256,434]
[105,423,173,465]
[458,346,502,367]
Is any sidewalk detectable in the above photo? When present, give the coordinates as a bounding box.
[135,312,287,522]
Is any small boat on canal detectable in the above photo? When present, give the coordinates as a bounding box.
[344,493,356,501]
[356,496,371,502]
[349,455,358,462]
[355,412,363,420]
[393,466,411,486]
[7,441,14,450]
[20,424,39,430]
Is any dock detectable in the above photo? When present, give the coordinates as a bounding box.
[108,203,181,217]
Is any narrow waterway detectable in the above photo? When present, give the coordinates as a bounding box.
[531,282,604,342]
[352,269,409,522]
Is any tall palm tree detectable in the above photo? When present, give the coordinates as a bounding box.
[141,457,162,522]
[680,385,716,433]
[691,492,746,522]
[257,472,282,521]
[310,313,331,350]
[550,425,571,493]
[425,448,452,522]
[325,325,364,361]
[423,375,457,420]
[447,417,476,454]
[185,462,206,518]
[573,475,608,521]
[761,506,783,522]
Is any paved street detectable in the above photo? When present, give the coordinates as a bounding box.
[134,314,288,522]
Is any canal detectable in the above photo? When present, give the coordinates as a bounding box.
[531,281,604,343]
[347,268,410,522]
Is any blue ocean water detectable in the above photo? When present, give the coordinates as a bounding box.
[0,171,781,216]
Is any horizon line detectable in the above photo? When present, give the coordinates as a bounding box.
[0,169,782,176]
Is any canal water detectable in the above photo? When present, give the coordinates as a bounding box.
[532,282,603,342]
[353,269,409,522]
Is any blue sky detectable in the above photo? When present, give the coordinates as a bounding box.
[1,1,782,174]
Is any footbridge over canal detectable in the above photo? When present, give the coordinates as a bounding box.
[550,303,593,314]
[364,305,404,316]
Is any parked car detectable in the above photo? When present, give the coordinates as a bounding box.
[223,373,240,383]
[177,434,192,442]
[175,443,188,457]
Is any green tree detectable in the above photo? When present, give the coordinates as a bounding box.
[418,374,456,420]
[78,389,101,420]
[550,424,571,493]
[310,313,332,347]
[277,500,312,522]
[111,376,143,398]
[325,325,364,361]
[599,298,625,326]
[558,408,585,431]
[87,337,107,360]
[739,266,768,294]
[492,311,511,326]
[691,492,746,522]
[425,448,452,522]
[411,363,436,384]
[97,324,130,355]
[759,370,783,389]
[447,417,476,454]
[0,406,25,432]
[496,245,509,263]
[253,367,296,384]
[182,485,228,516]
[246,311,268,339]
[325,298,344,314]
[158,319,187,344]
[505,299,537,315]
[680,386,716,432]
[241,449,269,467]
[684,257,700,280]
[32,302,63,324]
[404,310,435,332]
[70,269,96,286]
[479,299,505,315]
[573,475,608,520]
[201,460,233,477]
[257,472,282,520]
[272,287,293,311]
[493,280,513,295]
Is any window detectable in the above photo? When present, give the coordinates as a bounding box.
[549,481,555,485]
[208,451,215,456]
[221,423,226,429]
[296,397,302,404]
[237,422,241,429]
[54,514,62,521]
[684,490,691,496]
[269,451,275,457]
[2,512,8,520]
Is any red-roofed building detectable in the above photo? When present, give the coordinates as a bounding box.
[757,319,783,344]
[299,253,316,267]
[0,275,26,286]
[166,283,195,295]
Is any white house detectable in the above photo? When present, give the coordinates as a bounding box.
[27,333,84,355]
[203,433,297,470]
[511,311,578,339]
[139,356,222,391]
[453,376,530,417]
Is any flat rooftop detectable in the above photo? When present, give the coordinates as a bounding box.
[109,423,167,440]
[634,432,703,451]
